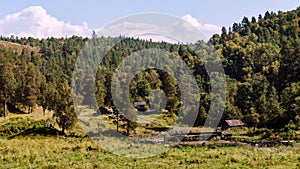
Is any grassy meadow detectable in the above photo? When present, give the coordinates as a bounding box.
[0,112,299,169]
[0,136,299,168]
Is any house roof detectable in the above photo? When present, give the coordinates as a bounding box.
[224,120,245,127]
[134,102,147,107]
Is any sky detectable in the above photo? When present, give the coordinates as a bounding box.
[0,0,299,40]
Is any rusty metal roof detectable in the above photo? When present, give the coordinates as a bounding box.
[134,102,147,107]
[225,120,245,127]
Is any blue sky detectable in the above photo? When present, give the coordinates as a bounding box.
[0,0,299,39]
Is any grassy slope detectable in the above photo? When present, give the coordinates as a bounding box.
[0,40,39,55]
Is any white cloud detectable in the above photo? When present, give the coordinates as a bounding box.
[97,14,221,43]
[0,6,91,38]
[182,14,221,39]
[182,15,202,28]
[98,21,181,43]
[0,7,220,41]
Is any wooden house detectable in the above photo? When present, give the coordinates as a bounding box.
[134,102,147,111]
[222,120,245,130]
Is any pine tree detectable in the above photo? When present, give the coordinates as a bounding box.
[0,53,16,118]
[53,79,77,134]
[24,63,41,113]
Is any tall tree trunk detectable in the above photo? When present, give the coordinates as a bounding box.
[62,117,66,135]
[3,100,7,119]
[126,119,130,136]
[43,108,46,116]
[116,111,119,132]
[29,106,33,114]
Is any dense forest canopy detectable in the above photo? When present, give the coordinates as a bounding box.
[0,7,300,133]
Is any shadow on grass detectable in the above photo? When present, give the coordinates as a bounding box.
[240,129,267,137]
[8,126,61,139]
[7,103,27,114]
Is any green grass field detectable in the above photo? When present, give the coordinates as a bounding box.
[0,136,299,169]
[0,113,299,169]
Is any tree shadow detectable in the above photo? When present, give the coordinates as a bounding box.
[240,129,267,137]
[8,126,61,139]
[7,103,27,114]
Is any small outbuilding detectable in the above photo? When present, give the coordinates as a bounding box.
[222,120,245,130]
[134,102,147,111]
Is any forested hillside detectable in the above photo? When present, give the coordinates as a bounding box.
[0,36,87,133]
[0,7,300,133]
[210,7,300,129]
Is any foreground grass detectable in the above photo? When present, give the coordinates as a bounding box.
[0,114,299,168]
[0,136,299,169]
